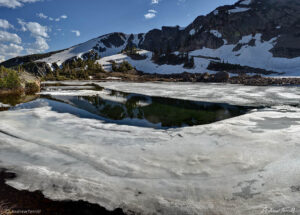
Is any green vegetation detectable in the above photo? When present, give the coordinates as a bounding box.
[122,46,138,55]
[0,66,21,90]
[25,82,40,94]
[122,46,147,60]
[0,66,40,98]
[111,60,134,72]
[44,57,106,81]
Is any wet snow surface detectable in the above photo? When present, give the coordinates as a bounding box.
[1,82,300,215]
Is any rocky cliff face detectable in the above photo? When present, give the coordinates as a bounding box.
[141,0,300,58]
[1,0,300,75]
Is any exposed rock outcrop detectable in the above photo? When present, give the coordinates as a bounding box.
[22,62,52,77]
[214,71,230,82]
[1,0,300,76]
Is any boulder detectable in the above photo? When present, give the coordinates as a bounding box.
[214,71,230,82]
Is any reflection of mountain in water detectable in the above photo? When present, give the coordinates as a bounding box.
[43,88,251,128]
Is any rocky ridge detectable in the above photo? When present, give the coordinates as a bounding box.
[1,0,300,76]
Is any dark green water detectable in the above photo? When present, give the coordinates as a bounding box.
[0,94,39,111]
[0,83,254,128]
[39,83,253,128]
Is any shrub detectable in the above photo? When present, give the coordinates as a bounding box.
[0,66,21,90]
[111,61,134,72]
[43,57,107,81]
[111,61,118,72]
[25,82,40,94]
[120,61,133,71]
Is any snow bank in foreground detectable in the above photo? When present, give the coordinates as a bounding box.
[0,84,300,214]
[0,102,10,108]
[0,99,300,214]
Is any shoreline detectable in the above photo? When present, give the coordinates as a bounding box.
[0,88,24,96]
[44,71,300,87]
[131,72,300,86]
[0,169,127,215]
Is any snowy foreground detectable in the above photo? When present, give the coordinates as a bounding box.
[1,82,300,215]
[0,102,10,108]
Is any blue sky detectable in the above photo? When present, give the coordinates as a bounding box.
[0,0,237,62]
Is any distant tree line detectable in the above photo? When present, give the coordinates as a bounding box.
[44,56,106,81]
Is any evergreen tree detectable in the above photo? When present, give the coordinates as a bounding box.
[190,57,195,68]
[111,61,118,72]
[0,67,21,89]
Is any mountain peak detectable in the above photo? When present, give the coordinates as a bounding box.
[1,0,300,76]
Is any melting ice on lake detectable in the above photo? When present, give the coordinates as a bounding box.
[0,81,300,215]
[37,83,253,128]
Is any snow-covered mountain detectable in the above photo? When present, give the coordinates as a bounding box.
[37,33,145,67]
[1,0,300,76]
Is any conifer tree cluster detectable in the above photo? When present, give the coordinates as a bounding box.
[122,46,138,55]
[111,60,134,72]
[0,66,22,90]
[122,46,147,60]
[44,56,105,81]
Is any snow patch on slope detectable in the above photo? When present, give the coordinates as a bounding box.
[37,34,142,66]
[96,33,300,75]
[37,30,300,76]
[210,30,222,38]
[190,33,300,75]
[228,7,250,14]
[132,34,140,46]
[97,50,216,75]
[189,29,196,36]
[240,0,251,5]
